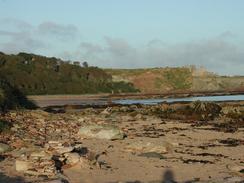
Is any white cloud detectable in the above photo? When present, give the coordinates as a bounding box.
[68,34,244,75]
[0,18,80,54]
[37,21,79,41]
[0,18,243,75]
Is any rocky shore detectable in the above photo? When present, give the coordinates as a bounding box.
[0,101,243,183]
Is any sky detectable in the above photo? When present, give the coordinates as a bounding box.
[0,0,243,75]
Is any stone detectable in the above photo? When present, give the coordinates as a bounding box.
[78,118,85,123]
[221,106,242,115]
[138,152,166,159]
[79,156,91,167]
[224,176,244,183]
[15,160,30,172]
[30,151,50,158]
[64,153,80,165]
[0,143,10,153]
[38,179,69,183]
[25,170,42,176]
[227,164,244,174]
[55,146,74,154]
[100,107,112,115]
[78,125,125,140]
[125,141,173,154]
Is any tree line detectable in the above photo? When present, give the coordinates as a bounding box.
[0,52,139,95]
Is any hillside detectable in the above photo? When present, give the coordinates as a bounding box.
[105,67,244,93]
[1,52,243,97]
[0,52,138,96]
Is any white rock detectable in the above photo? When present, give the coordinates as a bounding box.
[15,160,30,172]
[30,150,48,157]
[100,107,112,115]
[78,118,85,123]
[78,125,125,140]
[64,153,80,165]
[55,146,74,154]
[124,141,173,154]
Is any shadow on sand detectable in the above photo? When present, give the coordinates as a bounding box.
[124,169,204,183]
[0,78,37,112]
[0,172,27,183]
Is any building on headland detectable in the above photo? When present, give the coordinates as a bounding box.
[187,65,216,77]
[73,61,80,66]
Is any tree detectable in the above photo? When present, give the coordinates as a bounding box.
[82,61,89,68]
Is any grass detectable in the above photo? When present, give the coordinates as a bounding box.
[0,120,11,132]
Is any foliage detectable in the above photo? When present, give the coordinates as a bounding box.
[0,119,11,132]
[0,77,37,111]
[0,52,138,95]
[82,61,89,68]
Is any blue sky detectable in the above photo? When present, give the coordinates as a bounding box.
[0,0,243,75]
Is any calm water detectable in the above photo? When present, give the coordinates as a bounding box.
[113,94,244,105]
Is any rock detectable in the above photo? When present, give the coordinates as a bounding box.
[227,164,244,174]
[125,141,174,154]
[101,107,112,115]
[134,114,146,120]
[79,156,91,167]
[169,103,187,111]
[30,151,50,159]
[55,147,74,154]
[221,106,242,115]
[190,101,222,120]
[138,152,166,159]
[38,179,69,183]
[121,115,135,122]
[47,141,62,147]
[0,143,10,153]
[15,160,31,172]
[64,153,80,165]
[78,125,125,140]
[224,176,244,183]
[160,103,170,111]
[119,106,131,112]
[77,117,85,123]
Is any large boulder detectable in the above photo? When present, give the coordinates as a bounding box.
[78,125,125,140]
[124,141,175,154]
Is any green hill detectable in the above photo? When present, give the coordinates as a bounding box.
[0,52,138,95]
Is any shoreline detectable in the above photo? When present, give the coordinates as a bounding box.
[28,91,244,108]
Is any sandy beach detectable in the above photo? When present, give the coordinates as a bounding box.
[0,101,243,183]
